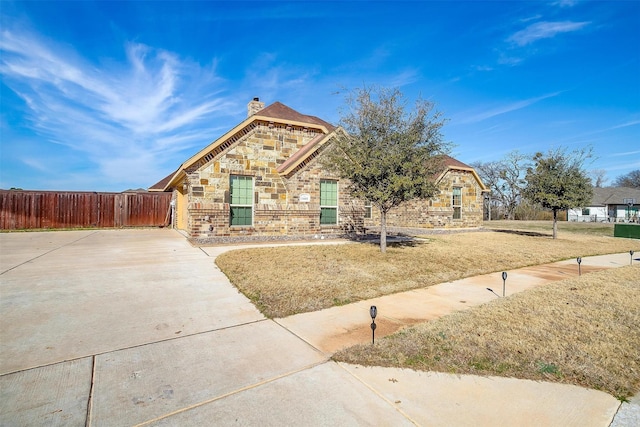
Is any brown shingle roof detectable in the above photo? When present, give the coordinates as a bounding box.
[442,155,472,169]
[148,170,176,191]
[258,102,335,131]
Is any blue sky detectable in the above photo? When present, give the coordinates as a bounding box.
[1,0,639,191]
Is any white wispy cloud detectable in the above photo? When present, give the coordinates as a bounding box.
[459,92,561,124]
[244,52,317,103]
[0,28,234,189]
[508,21,590,46]
[386,69,421,88]
[553,0,580,8]
[608,120,640,130]
[608,150,640,158]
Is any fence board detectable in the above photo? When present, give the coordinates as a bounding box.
[0,190,172,230]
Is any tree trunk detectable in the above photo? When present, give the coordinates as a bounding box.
[552,209,558,239]
[380,209,387,253]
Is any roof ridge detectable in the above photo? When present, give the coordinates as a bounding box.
[257,101,335,131]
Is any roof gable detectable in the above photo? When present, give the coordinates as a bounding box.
[276,131,339,177]
[436,155,488,191]
[156,101,335,191]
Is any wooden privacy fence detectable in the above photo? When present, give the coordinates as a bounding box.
[0,190,173,230]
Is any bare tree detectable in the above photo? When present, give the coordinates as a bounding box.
[473,151,529,220]
[613,170,640,188]
[590,169,608,188]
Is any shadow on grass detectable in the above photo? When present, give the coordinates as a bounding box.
[491,229,550,238]
[345,232,425,248]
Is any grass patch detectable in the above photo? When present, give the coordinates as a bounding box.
[484,220,616,237]
[333,266,640,400]
[216,227,638,318]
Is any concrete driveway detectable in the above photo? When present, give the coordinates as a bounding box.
[0,229,627,426]
[0,230,409,426]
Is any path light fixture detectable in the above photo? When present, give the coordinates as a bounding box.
[370,305,377,344]
[577,257,582,276]
[502,271,507,297]
[631,250,635,266]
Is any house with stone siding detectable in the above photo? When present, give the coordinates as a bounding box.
[150,98,488,241]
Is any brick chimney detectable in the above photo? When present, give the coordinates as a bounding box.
[247,97,265,117]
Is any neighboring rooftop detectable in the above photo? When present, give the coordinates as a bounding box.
[591,187,640,205]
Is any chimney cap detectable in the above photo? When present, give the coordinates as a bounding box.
[253,97,259,101]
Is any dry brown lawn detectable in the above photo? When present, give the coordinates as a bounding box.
[216,227,638,318]
[333,265,640,400]
[484,219,617,236]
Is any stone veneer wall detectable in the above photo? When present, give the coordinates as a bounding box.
[181,122,366,238]
[364,169,484,229]
[177,120,483,238]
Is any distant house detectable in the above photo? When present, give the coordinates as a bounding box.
[150,98,488,240]
[568,187,640,223]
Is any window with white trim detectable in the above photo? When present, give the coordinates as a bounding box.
[230,175,253,226]
[320,180,338,225]
[364,200,372,219]
[452,187,462,220]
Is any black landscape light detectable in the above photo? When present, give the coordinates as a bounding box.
[502,271,507,297]
[631,250,635,266]
[370,305,377,344]
[577,257,582,276]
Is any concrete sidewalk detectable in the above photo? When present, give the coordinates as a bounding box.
[0,230,637,426]
[275,252,634,354]
[203,245,639,426]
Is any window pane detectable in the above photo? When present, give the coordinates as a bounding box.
[230,175,252,226]
[320,180,337,206]
[231,176,252,205]
[230,207,252,226]
[453,207,461,220]
[320,207,337,225]
[452,187,462,206]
